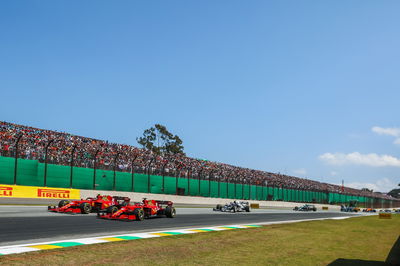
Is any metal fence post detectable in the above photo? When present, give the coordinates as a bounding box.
[175,169,179,195]
[93,150,100,190]
[209,170,214,197]
[44,139,55,187]
[187,169,191,196]
[242,178,245,200]
[198,168,203,196]
[161,160,169,193]
[13,134,23,185]
[227,172,231,198]
[70,145,77,188]
[234,174,239,199]
[113,152,120,191]
[262,180,265,200]
[147,157,155,193]
[130,155,138,192]
[218,171,222,198]
[249,180,251,200]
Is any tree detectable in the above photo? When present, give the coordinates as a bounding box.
[136,124,185,155]
[361,188,373,192]
[388,188,400,199]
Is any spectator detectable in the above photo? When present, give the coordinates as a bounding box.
[0,121,395,201]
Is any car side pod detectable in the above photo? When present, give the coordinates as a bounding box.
[97,207,145,221]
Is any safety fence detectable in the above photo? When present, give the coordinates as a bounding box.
[0,156,397,208]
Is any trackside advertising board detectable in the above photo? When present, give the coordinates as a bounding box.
[0,184,80,199]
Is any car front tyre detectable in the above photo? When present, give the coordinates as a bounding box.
[134,208,145,221]
[58,200,70,208]
[80,203,92,214]
[107,206,118,214]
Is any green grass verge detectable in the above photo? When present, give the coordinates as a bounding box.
[1,215,399,265]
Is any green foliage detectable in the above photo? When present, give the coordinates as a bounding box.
[136,124,185,155]
[388,188,400,199]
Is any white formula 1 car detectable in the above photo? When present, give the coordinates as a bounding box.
[213,201,250,213]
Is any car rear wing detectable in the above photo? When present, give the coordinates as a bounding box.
[112,196,131,201]
[155,200,173,206]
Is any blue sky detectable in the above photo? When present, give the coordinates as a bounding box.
[1,1,399,192]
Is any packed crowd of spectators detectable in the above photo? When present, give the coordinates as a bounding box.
[0,121,395,200]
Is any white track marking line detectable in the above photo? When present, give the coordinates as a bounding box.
[0,247,39,255]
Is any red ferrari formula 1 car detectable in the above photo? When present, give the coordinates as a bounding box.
[97,198,176,221]
[48,195,130,214]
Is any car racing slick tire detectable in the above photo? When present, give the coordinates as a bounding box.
[245,206,250,212]
[107,206,118,214]
[58,200,70,208]
[165,206,176,218]
[133,208,145,221]
[216,204,222,210]
[80,202,92,214]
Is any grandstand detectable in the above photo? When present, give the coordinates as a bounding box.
[0,121,397,207]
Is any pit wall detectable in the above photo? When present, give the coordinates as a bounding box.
[0,156,397,208]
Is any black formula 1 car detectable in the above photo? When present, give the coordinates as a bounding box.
[213,201,250,213]
[293,204,317,211]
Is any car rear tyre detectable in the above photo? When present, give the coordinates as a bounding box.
[80,202,92,214]
[245,206,250,212]
[165,206,176,218]
[58,200,70,208]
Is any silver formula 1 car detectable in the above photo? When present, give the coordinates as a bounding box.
[213,201,250,213]
[293,204,317,211]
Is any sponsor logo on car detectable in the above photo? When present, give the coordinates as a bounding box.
[0,186,13,196]
[37,188,71,198]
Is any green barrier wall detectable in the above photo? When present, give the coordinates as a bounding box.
[0,156,15,185]
[0,156,395,206]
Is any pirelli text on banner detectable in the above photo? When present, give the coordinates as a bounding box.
[0,184,80,199]
[37,188,72,198]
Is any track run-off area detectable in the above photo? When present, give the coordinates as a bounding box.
[0,205,362,248]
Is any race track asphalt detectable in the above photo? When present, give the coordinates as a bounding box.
[0,206,358,247]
